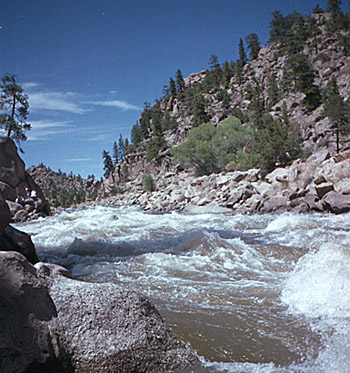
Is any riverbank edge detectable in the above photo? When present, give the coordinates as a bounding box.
[93,149,350,215]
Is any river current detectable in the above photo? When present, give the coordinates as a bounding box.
[16,206,350,372]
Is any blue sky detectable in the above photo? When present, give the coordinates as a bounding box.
[0,0,347,178]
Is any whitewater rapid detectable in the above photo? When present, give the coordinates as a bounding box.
[16,206,350,372]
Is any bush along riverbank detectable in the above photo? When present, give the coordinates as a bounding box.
[98,149,350,215]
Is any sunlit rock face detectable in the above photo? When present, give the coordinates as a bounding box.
[0,136,50,221]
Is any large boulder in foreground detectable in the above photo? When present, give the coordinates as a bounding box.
[0,252,202,372]
[37,262,201,372]
[0,136,25,189]
[0,252,71,373]
[0,225,39,264]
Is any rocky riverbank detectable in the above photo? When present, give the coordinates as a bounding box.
[0,137,203,372]
[99,149,350,215]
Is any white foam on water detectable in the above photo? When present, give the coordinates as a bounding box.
[282,243,350,319]
[281,242,350,372]
[16,206,350,371]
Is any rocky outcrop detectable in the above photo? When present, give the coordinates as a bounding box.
[0,225,39,264]
[0,252,71,373]
[0,136,50,222]
[0,136,25,189]
[37,263,201,372]
[100,150,350,215]
[0,251,202,372]
[27,165,100,209]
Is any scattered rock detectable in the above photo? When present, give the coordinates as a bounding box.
[322,191,350,214]
[315,182,334,199]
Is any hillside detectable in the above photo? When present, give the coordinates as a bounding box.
[99,6,350,212]
[27,165,100,208]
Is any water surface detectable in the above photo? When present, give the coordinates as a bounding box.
[17,206,350,372]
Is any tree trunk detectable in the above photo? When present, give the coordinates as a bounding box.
[7,95,16,137]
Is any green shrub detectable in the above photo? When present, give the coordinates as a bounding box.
[143,174,156,192]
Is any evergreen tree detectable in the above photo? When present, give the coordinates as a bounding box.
[131,122,142,145]
[269,10,289,44]
[313,4,324,13]
[326,0,342,15]
[112,141,119,164]
[235,61,244,85]
[118,134,125,161]
[222,61,234,87]
[322,76,350,137]
[208,54,220,70]
[267,73,279,110]
[245,33,261,60]
[191,94,209,127]
[0,74,31,148]
[102,150,114,178]
[169,77,176,96]
[124,138,129,154]
[175,69,185,92]
[238,38,247,66]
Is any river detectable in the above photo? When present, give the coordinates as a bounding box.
[16,206,350,372]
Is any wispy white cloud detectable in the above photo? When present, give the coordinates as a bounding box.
[66,157,93,162]
[28,91,88,114]
[25,82,141,114]
[23,82,41,90]
[27,120,72,141]
[89,99,141,111]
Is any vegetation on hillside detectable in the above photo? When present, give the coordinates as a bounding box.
[102,0,350,178]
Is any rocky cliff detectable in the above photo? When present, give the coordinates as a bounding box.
[99,11,350,213]
[27,165,100,209]
[0,136,51,222]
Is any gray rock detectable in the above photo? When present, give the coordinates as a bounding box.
[0,225,39,264]
[41,267,201,372]
[13,209,29,223]
[0,252,70,373]
[0,196,11,236]
[0,180,16,201]
[322,191,350,214]
[259,196,289,213]
[315,182,334,199]
[0,136,25,189]
[6,200,23,216]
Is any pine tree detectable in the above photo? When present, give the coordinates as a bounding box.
[175,69,185,92]
[208,54,219,70]
[191,94,209,127]
[238,38,247,66]
[131,122,142,145]
[322,76,350,149]
[269,10,289,44]
[267,73,279,110]
[112,141,119,164]
[0,74,31,149]
[118,134,125,161]
[222,61,234,87]
[169,77,176,96]
[245,33,261,60]
[326,0,342,15]
[102,150,114,178]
